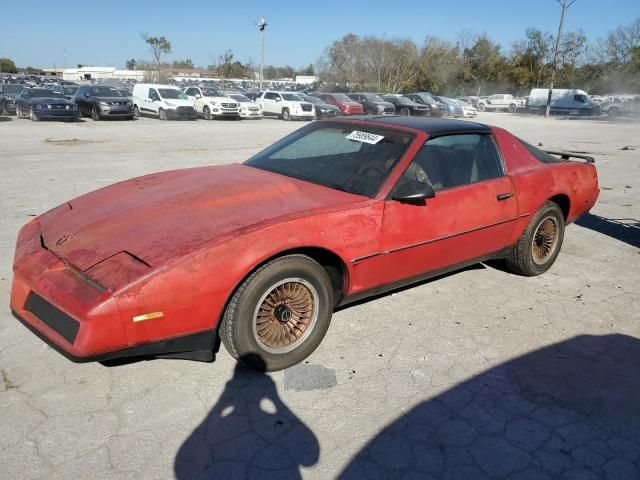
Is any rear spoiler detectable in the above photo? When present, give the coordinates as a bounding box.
[544,150,595,164]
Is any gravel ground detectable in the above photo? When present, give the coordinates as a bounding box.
[0,112,638,479]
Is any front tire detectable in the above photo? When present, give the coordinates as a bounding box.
[282,108,290,121]
[91,106,100,121]
[133,105,140,118]
[508,104,517,113]
[203,106,211,120]
[400,107,410,116]
[158,108,167,121]
[478,103,486,112]
[505,201,565,276]
[220,254,334,371]
[29,108,39,122]
[16,105,24,119]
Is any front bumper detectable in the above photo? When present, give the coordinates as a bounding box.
[3,102,17,114]
[239,110,263,118]
[10,219,215,362]
[34,109,79,119]
[97,105,133,117]
[167,107,197,119]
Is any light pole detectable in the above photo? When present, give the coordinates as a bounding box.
[545,0,576,117]
[258,17,267,91]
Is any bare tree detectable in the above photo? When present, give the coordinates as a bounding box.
[545,0,577,117]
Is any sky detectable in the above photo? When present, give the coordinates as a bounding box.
[2,0,639,69]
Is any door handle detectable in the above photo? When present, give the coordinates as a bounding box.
[496,193,513,201]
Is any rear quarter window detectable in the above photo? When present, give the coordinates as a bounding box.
[520,139,564,163]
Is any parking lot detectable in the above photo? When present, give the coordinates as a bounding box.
[1,113,638,479]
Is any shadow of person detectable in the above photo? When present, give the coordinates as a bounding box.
[576,213,640,248]
[175,353,320,480]
[339,334,640,479]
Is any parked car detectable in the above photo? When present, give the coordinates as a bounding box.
[132,84,197,120]
[74,85,134,120]
[315,93,364,115]
[452,99,479,117]
[403,93,444,117]
[601,96,640,117]
[432,96,464,117]
[257,91,314,120]
[476,94,525,113]
[15,88,79,122]
[227,93,263,119]
[526,88,599,115]
[184,86,239,119]
[62,85,80,101]
[382,95,429,116]
[10,117,599,371]
[0,83,23,115]
[347,93,395,115]
[299,94,340,119]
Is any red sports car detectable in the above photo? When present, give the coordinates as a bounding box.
[11,117,599,371]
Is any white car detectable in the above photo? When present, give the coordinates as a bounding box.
[184,87,239,119]
[227,93,263,119]
[132,84,197,120]
[477,94,525,113]
[257,91,314,120]
[455,100,478,117]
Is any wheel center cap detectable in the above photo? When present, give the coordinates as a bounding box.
[274,305,292,323]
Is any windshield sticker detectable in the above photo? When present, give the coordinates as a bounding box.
[346,131,384,144]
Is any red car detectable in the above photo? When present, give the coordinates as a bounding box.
[316,93,364,115]
[11,117,599,371]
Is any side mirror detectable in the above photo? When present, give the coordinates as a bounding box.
[392,180,436,204]
[84,93,90,97]
[195,94,201,99]
[275,97,281,102]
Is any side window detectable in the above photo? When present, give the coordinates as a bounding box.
[574,95,586,103]
[185,88,193,96]
[264,92,275,100]
[275,93,282,101]
[407,134,503,191]
[149,89,159,100]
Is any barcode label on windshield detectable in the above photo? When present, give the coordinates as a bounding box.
[346,131,384,144]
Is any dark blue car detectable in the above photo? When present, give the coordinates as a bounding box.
[15,88,79,122]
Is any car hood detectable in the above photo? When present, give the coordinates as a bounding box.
[342,101,362,107]
[32,97,75,105]
[3,92,20,99]
[38,164,365,272]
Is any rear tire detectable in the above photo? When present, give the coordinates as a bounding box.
[505,201,565,276]
[508,104,517,113]
[133,105,140,118]
[282,108,290,121]
[220,254,334,372]
[478,103,486,112]
[16,105,24,119]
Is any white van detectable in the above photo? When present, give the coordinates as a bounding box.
[132,84,197,120]
[526,88,599,115]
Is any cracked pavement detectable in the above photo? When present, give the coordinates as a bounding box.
[0,113,638,479]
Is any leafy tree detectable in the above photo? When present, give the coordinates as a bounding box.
[142,34,172,69]
[0,58,17,73]
[125,59,137,70]
[172,59,194,69]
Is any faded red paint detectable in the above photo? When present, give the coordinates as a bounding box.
[10,121,599,360]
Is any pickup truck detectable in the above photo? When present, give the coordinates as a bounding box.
[477,94,525,113]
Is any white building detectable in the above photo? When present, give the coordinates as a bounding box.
[62,66,144,82]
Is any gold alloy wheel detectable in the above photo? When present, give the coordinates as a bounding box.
[531,216,559,265]
[252,278,319,354]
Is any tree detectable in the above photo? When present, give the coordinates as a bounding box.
[125,59,137,70]
[172,59,194,69]
[0,58,17,73]
[142,34,172,69]
[462,35,505,95]
[525,28,554,86]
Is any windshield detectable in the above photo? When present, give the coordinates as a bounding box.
[282,93,303,101]
[245,122,414,197]
[4,84,23,93]
[437,97,456,106]
[30,89,64,98]
[304,96,322,104]
[230,94,251,102]
[158,89,188,99]
[202,89,225,97]
[364,94,385,102]
[331,94,353,102]
[91,86,122,97]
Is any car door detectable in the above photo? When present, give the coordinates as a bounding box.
[260,92,273,114]
[374,133,518,285]
[147,88,160,115]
